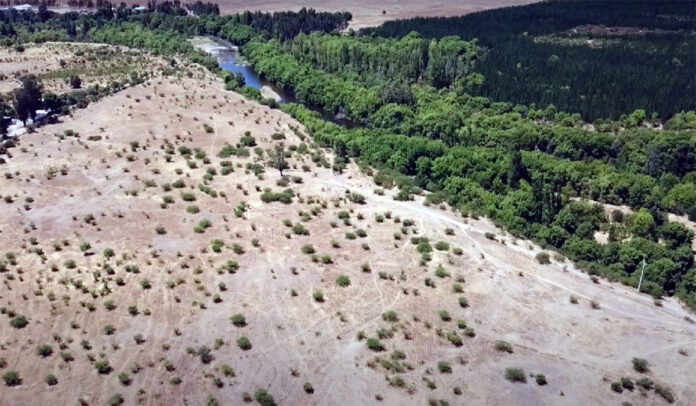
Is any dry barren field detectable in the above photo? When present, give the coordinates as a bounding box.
[115,0,540,29]
[0,43,169,95]
[1,46,695,406]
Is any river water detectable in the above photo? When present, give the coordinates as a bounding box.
[189,36,289,102]
[190,36,353,127]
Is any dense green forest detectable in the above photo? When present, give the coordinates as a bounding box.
[362,0,696,121]
[0,2,695,309]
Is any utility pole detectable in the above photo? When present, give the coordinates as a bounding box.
[637,258,647,292]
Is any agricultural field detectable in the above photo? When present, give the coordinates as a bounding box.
[1,54,694,406]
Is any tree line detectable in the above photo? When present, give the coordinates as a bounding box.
[362,0,695,121]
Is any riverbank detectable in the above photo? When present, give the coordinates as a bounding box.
[189,35,284,102]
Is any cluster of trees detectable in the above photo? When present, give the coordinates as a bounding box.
[184,1,219,16]
[227,8,351,41]
[362,0,695,121]
[286,32,480,90]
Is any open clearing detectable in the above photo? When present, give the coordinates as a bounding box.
[0,45,695,406]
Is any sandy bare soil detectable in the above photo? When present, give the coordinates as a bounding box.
[0,61,695,406]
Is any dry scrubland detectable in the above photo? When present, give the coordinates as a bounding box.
[0,43,171,95]
[1,45,695,406]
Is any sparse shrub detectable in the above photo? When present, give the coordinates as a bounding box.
[37,344,53,357]
[10,315,28,329]
[505,368,526,383]
[197,346,213,364]
[382,311,398,322]
[435,265,450,278]
[303,382,314,394]
[313,290,324,302]
[366,338,384,351]
[494,341,513,353]
[336,275,350,287]
[45,374,58,386]
[535,374,547,385]
[446,331,462,347]
[237,336,252,350]
[434,241,449,251]
[118,372,131,386]
[230,313,246,327]
[254,389,275,406]
[94,359,112,374]
[632,357,649,373]
[654,384,675,403]
[611,381,623,393]
[437,361,452,373]
[458,297,469,307]
[221,364,235,377]
[292,223,309,235]
[3,371,20,386]
[107,394,124,406]
[536,252,551,264]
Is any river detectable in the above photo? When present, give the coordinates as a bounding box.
[189,36,289,103]
[189,36,354,127]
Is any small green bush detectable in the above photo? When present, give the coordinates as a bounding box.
[45,374,58,386]
[3,371,21,386]
[10,315,28,329]
[494,341,513,353]
[366,338,384,351]
[505,368,526,383]
[237,336,252,350]
[37,344,53,357]
[632,357,649,373]
[230,313,246,327]
[382,311,398,322]
[536,252,551,264]
[254,389,275,406]
[336,275,350,287]
[437,361,452,373]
